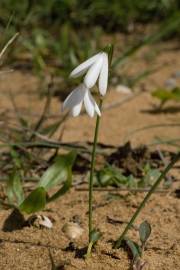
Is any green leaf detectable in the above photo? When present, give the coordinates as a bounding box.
[139,220,152,244]
[139,167,161,187]
[95,165,128,187]
[125,238,142,259]
[19,117,28,128]
[152,87,180,103]
[106,192,126,201]
[19,187,46,214]
[40,119,64,137]
[47,167,72,203]
[38,151,76,191]
[90,229,102,245]
[6,172,24,206]
[10,149,22,169]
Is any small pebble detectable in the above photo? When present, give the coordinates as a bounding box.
[27,214,53,229]
[174,70,180,78]
[115,84,132,94]
[62,222,84,240]
[164,78,177,90]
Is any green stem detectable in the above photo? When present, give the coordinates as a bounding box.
[86,44,113,257]
[88,99,103,242]
[114,152,180,249]
[85,241,93,259]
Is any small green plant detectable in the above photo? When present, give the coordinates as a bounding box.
[139,220,151,253]
[93,163,161,188]
[124,220,151,270]
[62,44,113,257]
[5,151,76,214]
[152,87,180,108]
[114,152,180,248]
[85,229,102,259]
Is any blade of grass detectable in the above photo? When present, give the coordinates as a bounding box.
[8,90,28,129]
[28,78,53,141]
[128,123,180,140]
[112,12,180,69]
[0,32,19,60]
[148,137,180,149]
[114,152,180,248]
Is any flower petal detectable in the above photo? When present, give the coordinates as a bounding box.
[84,54,104,89]
[63,84,86,110]
[94,102,101,116]
[83,89,95,117]
[70,53,101,78]
[71,101,83,117]
[88,90,101,116]
[98,53,108,96]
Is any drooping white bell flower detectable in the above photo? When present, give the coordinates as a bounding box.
[70,52,108,96]
[63,83,101,117]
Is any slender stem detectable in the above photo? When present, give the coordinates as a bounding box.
[88,99,103,241]
[114,152,180,249]
[85,241,93,259]
[86,44,113,257]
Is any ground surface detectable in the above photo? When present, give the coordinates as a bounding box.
[0,41,179,269]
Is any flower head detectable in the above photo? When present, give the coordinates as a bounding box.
[63,83,101,117]
[70,52,108,96]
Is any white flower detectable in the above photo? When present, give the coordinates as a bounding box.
[70,52,108,96]
[63,83,101,117]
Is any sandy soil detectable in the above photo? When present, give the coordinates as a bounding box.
[0,41,179,269]
[0,189,179,270]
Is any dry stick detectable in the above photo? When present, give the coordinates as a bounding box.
[102,92,141,111]
[0,110,63,120]
[4,114,68,143]
[114,152,180,249]
[128,123,180,138]
[0,237,60,250]
[0,69,13,75]
[0,141,88,153]
[0,126,48,165]
[0,120,114,154]
[75,187,168,193]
